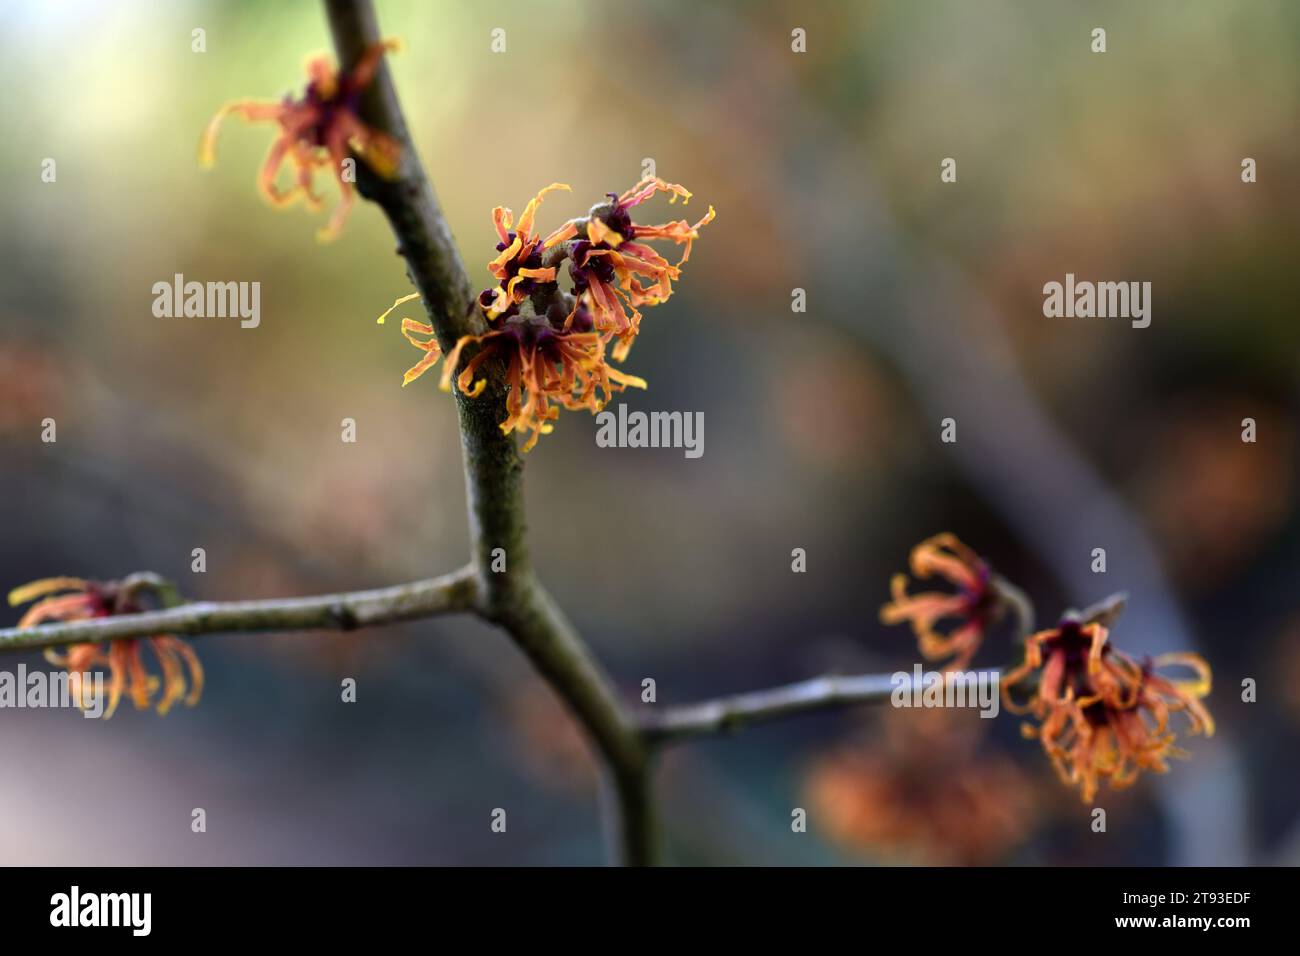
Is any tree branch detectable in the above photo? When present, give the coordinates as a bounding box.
[0,567,480,652]
[640,673,904,747]
[322,0,655,865]
[640,588,1125,747]
[492,575,656,863]
[992,574,1035,640]
[324,0,529,596]
[1069,592,1128,628]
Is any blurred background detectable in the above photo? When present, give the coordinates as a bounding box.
[1,0,1297,865]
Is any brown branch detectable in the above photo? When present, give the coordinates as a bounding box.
[0,568,480,652]
[1069,592,1129,628]
[992,574,1035,639]
[492,575,656,863]
[322,0,655,865]
[640,673,907,747]
[641,588,1126,747]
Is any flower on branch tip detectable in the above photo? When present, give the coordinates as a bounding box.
[879,533,999,671]
[1001,619,1214,803]
[385,178,713,451]
[199,39,402,242]
[8,577,203,718]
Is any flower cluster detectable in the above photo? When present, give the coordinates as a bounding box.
[1002,619,1214,803]
[8,577,203,718]
[880,533,1215,803]
[200,39,401,241]
[879,532,999,670]
[384,177,714,452]
[565,177,714,361]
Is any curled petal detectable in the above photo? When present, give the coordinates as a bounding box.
[515,183,571,238]
[617,176,692,209]
[402,348,442,387]
[438,333,489,393]
[586,217,624,248]
[377,292,422,325]
[198,100,285,167]
[305,54,340,99]
[543,221,578,248]
[1152,652,1213,698]
[150,636,204,715]
[489,235,524,276]
[8,577,88,607]
[909,532,984,591]
[344,37,402,93]
[17,593,96,628]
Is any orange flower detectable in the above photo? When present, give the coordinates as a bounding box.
[444,310,646,453]
[480,182,577,321]
[8,577,203,718]
[1002,620,1214,803]
[570,176,715,360]
[880,533,998,670]
[805,710,1038,865]
[200,39,401,241]
[380,295,645,454]
[384,180,712,450]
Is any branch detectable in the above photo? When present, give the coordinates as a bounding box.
[323,0,655,865]
[323,0,525,591]
[1070,592,1128,628]
[992,574,1035,639]
[641,589,1127,747]
[494,576,656,863]
[640,673,906,747]
[0,567,480,652]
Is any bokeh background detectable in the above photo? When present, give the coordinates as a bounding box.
[1,0,1297,865]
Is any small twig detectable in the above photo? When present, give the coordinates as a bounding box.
[992,574,1035,640]
[1068,592,1129,628]
[0,567,480,652]
[641,673,916,747]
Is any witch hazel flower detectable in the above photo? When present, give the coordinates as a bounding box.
[381,178,713,451]
[481,182,579,322]
[380,287,647,453]
[1002,618,1214,802]
[200,39,402,241]
[8,577,203,718]
[880,533,1001,671]
[570,176,715,360]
